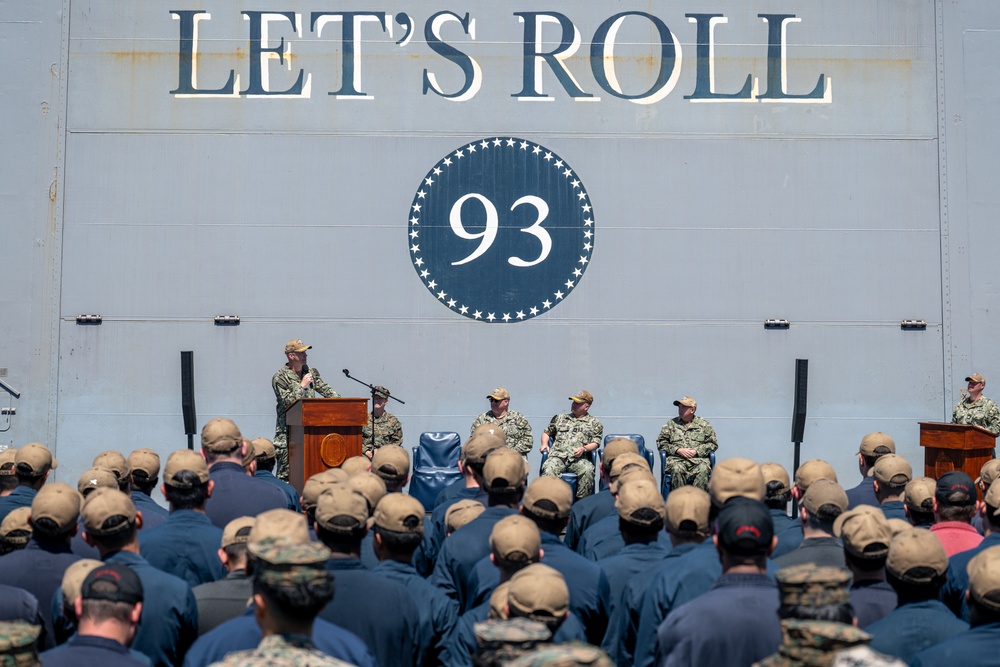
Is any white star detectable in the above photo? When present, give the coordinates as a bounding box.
[88,478,97,485]
[473,310,482,319]
[573,268,582,277]
[424,177,434,186]
[563,168,573,177]
[584,230,592,239]
[427,280,437,289]
[480,140,490,149]
[578,256,588,265]
[544,152,553,161]
[542,300,552,309]
[506,138,516,147]
[529,307,539,316]
[554,160,563,168]
[532,145,541,155]
[420,269,430,278]
[409,230,419,239]
[443,157,452,166]
[584,218,593,226]
[554,290,564,299]
[433,167,442,175]
[502,313,512,322]
[582,204,592,212]
[519,141,529,150]
[437,290,447,300]
[493,138,502,146]
[410,244,420,253]
[487,313,496,321]
[460,305,469,314]
[467,144,476,153]
[455,149,464,158]
[571,179,580,188]
[417,190,426,199]
[516,310,526,319]
[583,242,592,251]
[412,203,422,212]
[447,299,457,308]
[577,191,587,200]
[565,280,574,289]
[414,257,424,267]
[410,216,419,225]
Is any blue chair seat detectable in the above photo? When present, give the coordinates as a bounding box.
[409,432,463,511]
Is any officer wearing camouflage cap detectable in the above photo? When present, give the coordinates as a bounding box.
[540,391,603,500]
[0,621,41,667]
[564,437,641,551]
[845,432,896,510]
[470,387,533,458]
[656,396,719,492]
[361,385,403,458]
[271,338,341,481]
[951,372,1000,436]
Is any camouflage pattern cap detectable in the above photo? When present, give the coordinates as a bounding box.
[221,516,255,549]
[127,448,160,478]
[489,515,541,562]
[966,373,986,385]
[507,643,616,667]
[664,485,711,537]
[801,479,849,515]
[708,457,765,507]
[315,487,369,534]
[0,621,41,666]
[885,528,947,582]
[163,449,210,487]
[373,493,424,534]
[81,488,135,536]
[600,437,639,469]
[608,452,650,486]
[473,618,551,653]
[15,443,57,476]
[251,438,276,460]
[977,459,1000,487]
[760,462,791,494]
[445,499,485,533]
[82,563,144,604]
[487,387,510,401]
[0,449,17,476]
[92,451,130,481]
[77,467,119,496]
[249,509,310,546]
[483,447,527,493]
[347,472,387,514]
[672,396,697,409]
[904,477,936,511]
[301,469,349,512]
[968,545,1000,612]
[371,445,410,481]
[508,563,570,619]
[794,459,838,492]
[0,508,31,547]
[523,477,573,520]
[340,456,370,476]
[716,497,774,556]
[32,482,81,533]
[201,418,243,453]
[569,390,594,405]
[252,538,332,586]
[373,385,390,399]
[615,477,666,527]
[872,454,912,488]
[859,432,896,458]
[470,425,507,446]
[609,465,654,494]
[60,559,103,606]
[776,564,852,606]
[284,339,311,354]
[834,506,892,559]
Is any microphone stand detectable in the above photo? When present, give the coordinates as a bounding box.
[342,369,406,455]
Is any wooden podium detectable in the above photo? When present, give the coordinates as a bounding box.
[286,398,368,492]
[918,422,996,480]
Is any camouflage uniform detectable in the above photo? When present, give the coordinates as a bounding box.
[656,415,718,491]
[208,633,356,667]
[272,365,339,480]
[541,414,602,499]
[361,411,403,455]
[952,395,1000,435]
[470,411,533,456]
[507,643,616,667]
[472,618,551,667]
[752,620,874,667]
[0,620,40,667]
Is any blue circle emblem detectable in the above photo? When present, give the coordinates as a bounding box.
[408,137,595,323]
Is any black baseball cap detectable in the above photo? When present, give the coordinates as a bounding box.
[716,497,774,556]
[81,563,143,605]
[936,471,977,505]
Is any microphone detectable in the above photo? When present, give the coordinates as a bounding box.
[343,369,350,377]
[302,364,314,389]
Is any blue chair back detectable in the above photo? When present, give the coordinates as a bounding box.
[598,434,654,491]
[409,431,463,511]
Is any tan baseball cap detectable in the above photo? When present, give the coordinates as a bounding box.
[601,438,639,468]
[285,339,311,354]
[371,446,410,482]
[483,448,527,493]
[15,443,57,476]
[221,516,255,549]
[489,582,510,621]
[340,456,370,476]
[315,487,370,534]
[967,545,1000,612]
[0,448,18,476]
[81,488,136,536]
[487,388,510,401]
[569,390,594,405]
[252,438,276,460]
[127,448,160,478]
[463,433,506,464]
[886,528,947,582]
[793,459,838,491]
[201,418,243,453]
[0,507,31,546]
[523,477,573,520]
[984,482,1000,513]
[673,396,697,409]
[708,457,765,507]
[608,453,650,486]
[966,373,986,385]
[609,466,655,494]
[872,454,913,488]
[250,509,310,546]
[347,472,387,514]
[904,477,937,511]
[92,451,130,481]
[859,432,896,458]
[834,506,892,559]
[163,449,210,487]
[77,467,119,496]
[760,463,791,494]
[665,486,711,537]
[31,482,81,533]
[978,459,1000,487]
[489,515,541,562]
[373,493,425,534]
[508,564,570,620]
[801,479,849,514]
[301,469,349,512]
[60,559,104,607]
[445,499,485,533]
[615,477,666,527]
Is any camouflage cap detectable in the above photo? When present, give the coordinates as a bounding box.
[885,528,947,582]
[127,448,160,478]
[904,477,937,511]
[60,559,103,606]
[445,499,485,533]
[340,456,370,476]
[801,479,849,515]
[463,432,506,464]
[489,581,511,620]
[601,437,639,468]
[76,467,119,497]
[978,459,1000,487]
[610,465,655,494]
[760,462,791,494]
[673,396,697,409]
[284,339,311,354]
[608,452,650,486]
[32,482,81,533]
[569,390,594,405]
[967,545,1000,612]
[250,509,310,546]
[15,443,57,476]
[872,454,912,488]
[775,564,852,607]
[936,470,977,505]
[252,538,332,587]
[0,621,41,665]
[372,385,390,399]
[0,448,17,476]
[373,493,424,534]
[81,488,135,536]
[483,447,527,493]
[221,516,255,549]
[487,387,510,401]
[82,563,143,604]
[859,432,896,458]
[163,449,210,487]
[371,445,410,482]
[200,418,243,453]
[794,459,838,492]
[489,515,542,562]
[664,485,711,537]
[315,487,370,534]
[0,508,31,547]
[347,472,387,514]
[615,477,666,527]
[92,451,130,481]
[716,497,774,556]
[474,618,552,653]
[834,506,892,559]
[251,438,276,460]
[523,477,573,520]
[507,643,615,667]
[301,469,349,512]
[508,563,570,619]
[708,457,766,507]
[966,373,986,385]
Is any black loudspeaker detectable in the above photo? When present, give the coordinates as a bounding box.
[181,351,197,436]
[791,359,808,443]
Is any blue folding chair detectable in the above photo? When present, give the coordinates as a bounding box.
[660,449,716,499]
[597,434,655,491]
[408,432,463,511]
